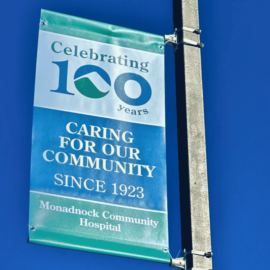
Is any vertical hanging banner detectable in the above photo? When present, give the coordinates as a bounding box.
[29,9,170,263]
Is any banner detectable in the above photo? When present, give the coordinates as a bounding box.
[29,9,170,263]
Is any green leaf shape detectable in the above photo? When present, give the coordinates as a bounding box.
[75,77,109,99]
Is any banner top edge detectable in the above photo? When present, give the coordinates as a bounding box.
[40,9,165,55]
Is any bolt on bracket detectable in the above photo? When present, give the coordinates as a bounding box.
[186,250,213,258]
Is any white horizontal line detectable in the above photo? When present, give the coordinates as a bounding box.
[30,190,167,213]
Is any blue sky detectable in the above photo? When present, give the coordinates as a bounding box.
[1,0,269,269]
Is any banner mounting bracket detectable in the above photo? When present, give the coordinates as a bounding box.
[170,256,186,269]
[164,28,204,50]
[170,249,213,269]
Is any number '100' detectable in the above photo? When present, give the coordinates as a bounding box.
[50,61,152,106]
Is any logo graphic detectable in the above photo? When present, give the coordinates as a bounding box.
[51,61,152,106]
[74,65,111,98]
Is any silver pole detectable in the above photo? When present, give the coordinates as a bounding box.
[172,0,213,269]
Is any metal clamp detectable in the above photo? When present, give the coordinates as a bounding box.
[170,249,212,269]
[164,28,204,50]
[170,257,186,269]
[182,26,201,34]
[187,268,213,270]
[164,31,178,46]
[178,38,204,48]
[186,250,213,258]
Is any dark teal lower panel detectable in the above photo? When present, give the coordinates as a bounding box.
[29,192,170,263]
[29,229,170,263]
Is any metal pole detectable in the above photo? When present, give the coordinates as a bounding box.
[173,0,213,269]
